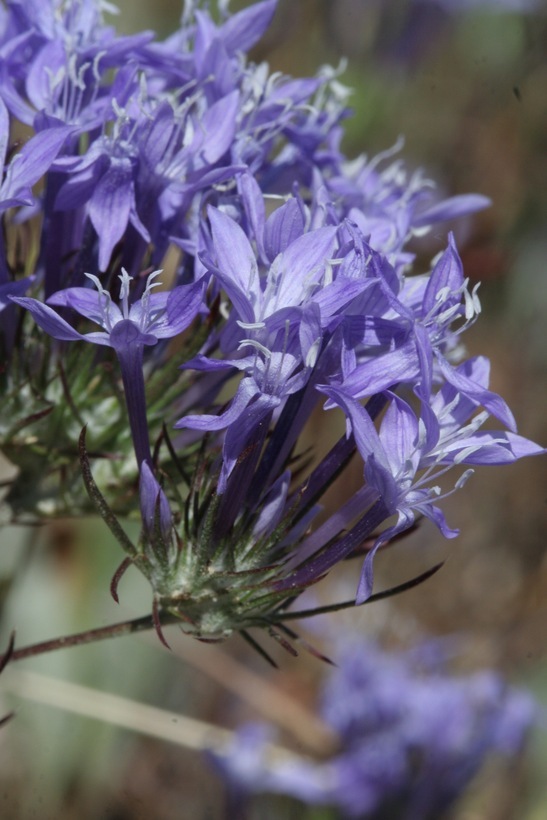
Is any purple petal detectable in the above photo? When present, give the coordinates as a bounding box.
[54,157,110,211]
[0,276,33,309]
[25,39,65,112]
[264,197,306,261]
[198,37,237,96]
[320,386,393,483]
[274,226,337,309]
[48,286,123,326]
[139,103,176,170]
[220,0,277,53]
[184,162,247,194]
[12,124,75,187]
[417,501,460,540]
[181,352,251,374]
[175,376,260,432]
[313,277,371,319]
[263,76,322,109]
[206,206,258,321]
[220,390,279,492]
[356,505,417,603]
[10,296,85,342]
[423,233,464,315]
[238,172,266,261]
[299,303,322,367]
[440,431,545,465]
[139,462,173,541]
[153,280,205,337]
[252,470,290,538]
[437,356,517,432]
[197,91,240,166]
[340,342,419,400]
[432,356,490,418]
[0,124,75,209]
[380,395,419,475]
[413,194,491,228]
[88,159,133,271]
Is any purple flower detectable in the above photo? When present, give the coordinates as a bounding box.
[322,140,491,269]
[175,204,360,491]
[214,638,537,819]
[51,87,244,272]
[164,199,543,611]
[0,0,152,126]
[12,268,204,467]
[322,370,544,602]
[330,233,516,432]
[1,0,542,643]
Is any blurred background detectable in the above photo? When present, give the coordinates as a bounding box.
[1,1,546,817]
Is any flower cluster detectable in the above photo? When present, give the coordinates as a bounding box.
[214,638,537,818]
[0,0,543,641]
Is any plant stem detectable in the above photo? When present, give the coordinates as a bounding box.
[4,668,303,764]
[6,611,179,664]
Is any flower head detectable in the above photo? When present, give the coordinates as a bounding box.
[1,0,543,648]
[12,267,203,348]
[13,268,203,467]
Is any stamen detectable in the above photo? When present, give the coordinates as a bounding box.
[84,272,114,330]
[238,339,272,358]
[118,268,132,319]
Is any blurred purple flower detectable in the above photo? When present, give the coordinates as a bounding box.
[214,639,538,819]
[324,140,491,271]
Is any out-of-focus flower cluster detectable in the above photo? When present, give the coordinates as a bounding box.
[0,0,544,642]
[214,638,538,819]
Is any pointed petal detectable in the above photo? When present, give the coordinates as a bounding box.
[10,296,85,341]
[0,124,75,208]
[220,0,277,53]
[206,206,258,320]
[437,355,517,432]
[320,386,394,491]
[274,226,337,309]
[264,196,306,261]
[197,90,240,166]
[253,470,290,538]
[355,508,414,603]
[140,461,173,541]
[48,286,123,327]
[423,233,464,316]
[0,276,33,309]
[439,431,545,465]
[340,341,419,399]
[88,159,133,271]
[175,376,259,432]
[238,172,266,261]
[380,394,419,476]
[150,280,204,338]
[414,194,491,228]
